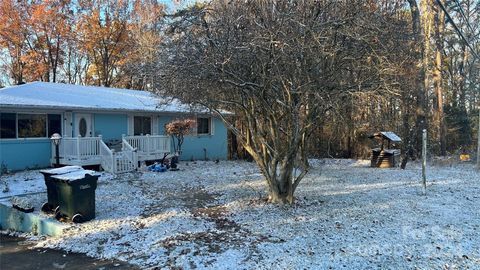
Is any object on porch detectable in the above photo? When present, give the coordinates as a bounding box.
[40,165,84,213]
[369,131,402,168]
[51,170,99,223]
[105,139,122,152]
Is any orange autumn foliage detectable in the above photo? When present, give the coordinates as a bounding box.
[0,0,166,87]
[0,0,71,83]
[165,119,196,154]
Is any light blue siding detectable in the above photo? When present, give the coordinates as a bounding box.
[1,113,229,171]
[158,116,171,135]
[0,139,51,171]
[94,113,128,141]
[158,116,228,160]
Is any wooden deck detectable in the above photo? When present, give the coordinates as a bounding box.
[51,135,171,173]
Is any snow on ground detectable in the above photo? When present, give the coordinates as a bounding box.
[1,160,479,269]
[0,170,114,201]
[0,170,47,197]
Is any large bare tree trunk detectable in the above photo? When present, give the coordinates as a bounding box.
[458,44,469,111]
[402,0,429,168]
[433,3,446,156]
[477,109,480,170]
[410,0,428,149]
[240,113,310,204]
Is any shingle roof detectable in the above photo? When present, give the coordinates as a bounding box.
[370,131,402,143]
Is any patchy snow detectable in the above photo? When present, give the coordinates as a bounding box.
[0,82,195,113]
[0,170,48,198]
[11,196,34,210]
[0,169,114,201]
[2,160,479,269]
[39,165,84,175]
[51,170,98,181]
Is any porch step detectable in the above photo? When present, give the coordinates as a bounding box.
[54,135,171,174]
[110,144,123,152]
[105,140,123,152]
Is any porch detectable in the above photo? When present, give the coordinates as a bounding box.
[51,135,171,174]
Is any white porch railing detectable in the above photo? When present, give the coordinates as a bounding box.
[99,140,137,173]
[99,139,114,172]
[52,134,166,174]
[123,135,171,155]
[122,138,139,166]
[54,135,102,160]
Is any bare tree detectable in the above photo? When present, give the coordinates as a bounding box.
[433,1,447,156]
[159,0,401,204]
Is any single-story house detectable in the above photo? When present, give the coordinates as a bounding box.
[0,82,228,173]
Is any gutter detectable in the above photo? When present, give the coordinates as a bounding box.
[0,104,218,116]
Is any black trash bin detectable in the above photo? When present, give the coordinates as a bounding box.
[51,170,99,223]
[39,166,83,213]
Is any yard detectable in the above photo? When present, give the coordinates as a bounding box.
[1,160,479,269]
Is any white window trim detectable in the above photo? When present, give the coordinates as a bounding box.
[64,111,72,137]
[178,116,215,137]
[151,115,159,135]
[131,114,154,136]
[196,117,213,136]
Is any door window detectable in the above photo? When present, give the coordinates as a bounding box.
[79,118,87,137]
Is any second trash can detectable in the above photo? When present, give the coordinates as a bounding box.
[39,166,84,213]
[51,170,99,223]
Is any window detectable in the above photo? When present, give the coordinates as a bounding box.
[18,114,46,138]
[79,118,87,137]
[134,116,151,135]
[48,114,62,137]
[0,113,16,138]
[0,113,62,139]
[197,117,210,135]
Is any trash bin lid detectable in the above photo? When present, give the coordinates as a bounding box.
[40,165,84,175]
[51,170,98,181]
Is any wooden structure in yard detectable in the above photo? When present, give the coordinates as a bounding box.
[369,132,402,168]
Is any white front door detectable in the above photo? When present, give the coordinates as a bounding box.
[75,113,93,137]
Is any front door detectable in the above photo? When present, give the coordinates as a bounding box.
[75,113,93,137]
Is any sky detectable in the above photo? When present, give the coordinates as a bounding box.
[160,0,199,13]
[0,0,202,87]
